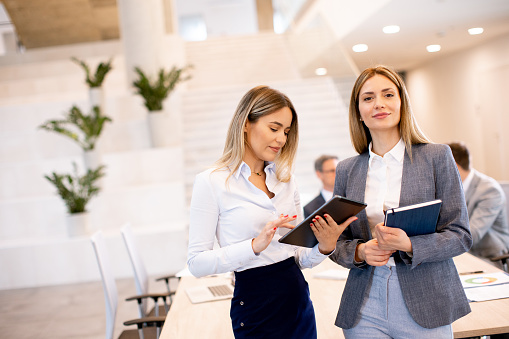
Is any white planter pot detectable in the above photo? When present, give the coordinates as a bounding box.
[84,149,102,170]
[66,212,90,237]
[89,87,104,112]
[147,110,167,148]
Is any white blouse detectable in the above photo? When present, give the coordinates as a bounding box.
[365,138,405,266]
[187,162,328,278]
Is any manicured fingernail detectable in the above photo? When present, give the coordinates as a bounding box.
[292,215,297,218]
[310,223,314,226]
[273,227,277,230]
[316,216,320,219]
[284,215,288,217]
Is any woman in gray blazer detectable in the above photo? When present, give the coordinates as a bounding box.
[330,65,472,338]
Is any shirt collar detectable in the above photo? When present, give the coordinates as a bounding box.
[462,168,475,192]
[234,161,275,179]
[368,138,405,166]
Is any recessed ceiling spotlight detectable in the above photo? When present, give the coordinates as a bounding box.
[426,44,441,53]
[352,44,368,52]
[468,27,484,35]
[315,67,327,76]
[383,25,400,34]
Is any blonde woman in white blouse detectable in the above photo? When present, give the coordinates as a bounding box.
[187,85,357,339]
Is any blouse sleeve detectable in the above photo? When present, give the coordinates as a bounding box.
[186,172,258,277]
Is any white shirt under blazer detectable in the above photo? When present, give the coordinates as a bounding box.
[187,161,329,278]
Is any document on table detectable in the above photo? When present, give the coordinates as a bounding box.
[459,271,509,302]
[464,284,509,302]
[460,271,509,288]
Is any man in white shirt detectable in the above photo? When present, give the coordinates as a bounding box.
[304,155,339,218]
[448,142,509,266]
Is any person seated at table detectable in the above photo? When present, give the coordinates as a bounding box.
[187,85,357,339]
[447,141,509,268]
[330,65,472,339]
[304,154,339,218]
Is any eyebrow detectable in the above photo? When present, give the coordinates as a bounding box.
[269,121,291,129]
[360,87,395,96]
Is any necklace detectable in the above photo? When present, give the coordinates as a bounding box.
[254,171,262,176]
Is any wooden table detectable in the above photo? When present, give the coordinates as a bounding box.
[160,253,509,338]
[451,253,509,338]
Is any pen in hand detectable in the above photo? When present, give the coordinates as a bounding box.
[459,270,484,275]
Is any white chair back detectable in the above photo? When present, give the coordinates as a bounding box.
[121,223,150,317]
[91,231,118,339]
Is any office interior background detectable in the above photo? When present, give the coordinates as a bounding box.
[0,0,508,295]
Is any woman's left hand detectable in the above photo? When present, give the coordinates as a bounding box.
[374,223,413,253]
[310,214,358,255]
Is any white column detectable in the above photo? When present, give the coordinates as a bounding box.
[117,0,167,84]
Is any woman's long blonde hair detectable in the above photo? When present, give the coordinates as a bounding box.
[349,65,430,158]
[215,85,299,183]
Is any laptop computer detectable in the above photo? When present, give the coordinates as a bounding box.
[185,282,234,304]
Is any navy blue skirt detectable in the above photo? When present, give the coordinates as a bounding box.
[230,257,317,339]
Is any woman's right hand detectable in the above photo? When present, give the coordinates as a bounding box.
[251,214,296,254]
[355,239,395,266]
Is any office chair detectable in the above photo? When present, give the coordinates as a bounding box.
[121,223,180,318]
[490,253,509,273]
[91,231,166,339]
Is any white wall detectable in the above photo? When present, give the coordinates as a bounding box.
[406,32,509,180]
[176,0,258,39]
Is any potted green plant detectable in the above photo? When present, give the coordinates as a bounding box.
[39,105,112,169]
[71,57,113,108]
[44,163,105,236]
[133,65,192,111]
[132,65,192,147]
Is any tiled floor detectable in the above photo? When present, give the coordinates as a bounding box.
[0,277,167,339]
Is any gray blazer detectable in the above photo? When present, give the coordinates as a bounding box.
[330,143,472,329]
[466,169,509,259]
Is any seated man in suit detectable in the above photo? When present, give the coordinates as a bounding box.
[303,155,338,218]
[448,142,509,267]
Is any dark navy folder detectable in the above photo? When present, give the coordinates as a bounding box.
[384,199,442,237]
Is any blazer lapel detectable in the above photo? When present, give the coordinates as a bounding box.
[351,153,370,240]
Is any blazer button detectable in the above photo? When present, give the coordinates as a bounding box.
[240,301,244,305]
[240,322,244,327]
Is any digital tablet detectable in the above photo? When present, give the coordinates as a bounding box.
[278,195,366,248]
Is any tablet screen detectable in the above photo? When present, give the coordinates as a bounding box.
[278,195,366,248]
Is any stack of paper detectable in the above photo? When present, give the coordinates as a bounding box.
[460,271,509,302]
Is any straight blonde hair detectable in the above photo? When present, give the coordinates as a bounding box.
[215,85,299,183]
[349,65,430,158]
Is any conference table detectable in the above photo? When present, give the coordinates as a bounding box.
[160,253,509,338]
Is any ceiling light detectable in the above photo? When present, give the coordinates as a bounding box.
[468,27,484,35]
[315,68,327,76]
[426,44,441,52]
[383,25,400,34]
[352,44,368,52]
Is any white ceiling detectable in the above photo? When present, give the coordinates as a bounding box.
[1,0,509,73]
[338,0,509,71]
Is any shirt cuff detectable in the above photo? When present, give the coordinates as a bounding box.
[311,244,333,258]
[226,239,259,267]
